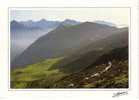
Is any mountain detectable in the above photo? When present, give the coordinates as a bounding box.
[11,19,61,39]
[11,22,122,68]
[19,19,80,30]
[51,27,128,73]
[11,47,128,88]
[61,19,80,26]
[11,20,44,34]
[11,20,60,61]
[20,19,60,29]
[55,47,128,88]
[11,20,27,31]
[11,19,81,61]
[11,20,128,88]
[11,28,128,88]
[94,20,117,27]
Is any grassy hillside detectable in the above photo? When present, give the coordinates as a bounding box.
[11,57,67,88]
[54,47,128,88]
[11,20,128,89]
[55,59,128,88]
[11,47,128,88]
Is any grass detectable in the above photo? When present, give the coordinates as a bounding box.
[11,57,67,88]
[55,59,128,88]
[11,57,128,88]
[83,83,95,88]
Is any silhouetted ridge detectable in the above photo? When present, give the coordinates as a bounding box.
[11,22,125,68]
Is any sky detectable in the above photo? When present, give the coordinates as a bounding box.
[10,8,130,27]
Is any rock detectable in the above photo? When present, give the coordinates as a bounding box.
[68,83,74,87]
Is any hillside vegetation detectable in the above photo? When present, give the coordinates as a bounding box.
[11,21,128,89]
[11,47,128,88]
[11,57,67,88]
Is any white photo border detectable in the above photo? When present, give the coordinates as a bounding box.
[8,7,131,91]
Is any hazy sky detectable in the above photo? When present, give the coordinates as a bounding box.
[10,8,130,27]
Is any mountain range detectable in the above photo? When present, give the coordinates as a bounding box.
[10,19,80,61]
[11,21,121,68]
[11,19,128,88]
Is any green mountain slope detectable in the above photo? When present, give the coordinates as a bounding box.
[11,46,128,88]
[55,47,128,88]
[11,57,67,88]
[11,22,128,89]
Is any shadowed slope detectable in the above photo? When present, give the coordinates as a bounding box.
[12,22,119,68]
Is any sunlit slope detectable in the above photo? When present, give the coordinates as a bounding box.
[11,57,67,88]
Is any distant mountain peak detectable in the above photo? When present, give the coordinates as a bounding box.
[11,20,25,29]
[78,22,98,27]
[63,19,76,22]
[27,20,33,22]
[11,19,124,68]
[83,21,93,24]
[94,20,117,27]
[11,20,19,24]
[39,19,47,22]
[62,19,80,26]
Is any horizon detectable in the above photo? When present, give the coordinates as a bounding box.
[10,8,130,27]
[10,18,128,28]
